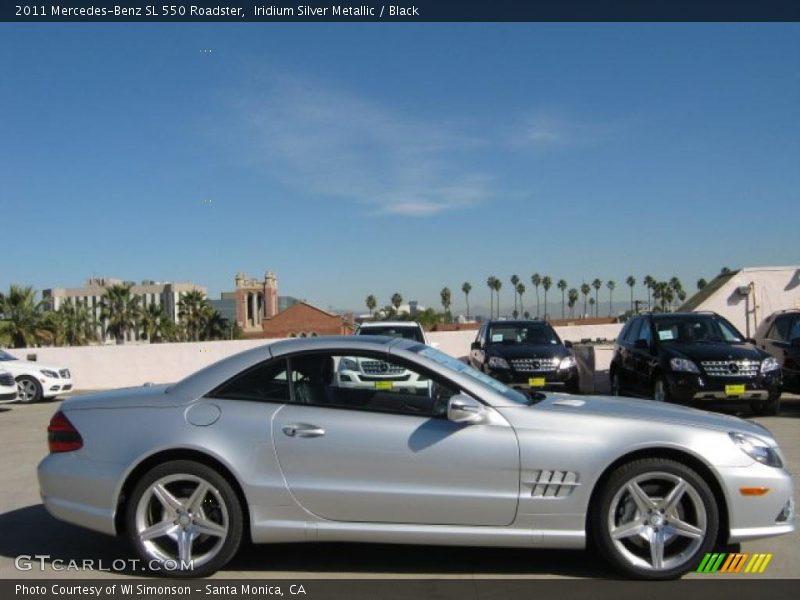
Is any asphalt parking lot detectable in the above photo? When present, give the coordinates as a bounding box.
[0,393,798,580]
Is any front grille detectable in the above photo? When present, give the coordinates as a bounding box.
[360,373,411,382]
[360,360,405,375]
[0,373,14,386]
[510,357,559,373]
[529,470,580,498]
[59,369,70,378]
[701,360,759,378]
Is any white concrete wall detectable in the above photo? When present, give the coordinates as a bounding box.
[694,266,800,337]
[9,323,623,392]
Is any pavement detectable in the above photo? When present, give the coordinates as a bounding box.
[0,392,798,580]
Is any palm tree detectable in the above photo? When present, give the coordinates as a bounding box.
[365,295,377,317]
[390,292,403,314]
[178,289,211,342]
[568,288,579,318]
[606,280,616,317]
[720,266,732,276]
[589,297,596,316]
[510,275,520,315]
[99,283,140,344]
[204,309,229,340]
[440,287,452,322]
[0,285,51,348]
[140,303,171,343]
[541,276,552,320]
[625,276,636,312]
[557,279,567,319]
[531,273,541,317]
[516,283,526,317]
[697,278,708,290]
[591,279,602,317]
[493,278,503,318]
[580,283,591,318]
[486,277,496,319]
[643,275,655,309]
[668,277,683,311]
[461,282,472,320]
[55,299,97,346]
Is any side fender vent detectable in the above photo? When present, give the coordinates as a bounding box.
[528,470,580,498]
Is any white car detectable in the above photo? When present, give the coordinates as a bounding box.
[0,370,17,404]
[340,321,436,392]
[0,349,74,403]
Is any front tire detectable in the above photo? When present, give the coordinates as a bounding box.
[610,370,621,396]
[126,460,244,578]
[16,376,43,403]
[652,376,670,403]
[751,392,781,417]
[591,458,719,580]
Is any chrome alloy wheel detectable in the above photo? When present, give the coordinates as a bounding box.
[607,472,707,572]
[17,378,38,403]
[134,474,229,568]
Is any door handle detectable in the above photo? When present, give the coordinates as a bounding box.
[282,424,325,438]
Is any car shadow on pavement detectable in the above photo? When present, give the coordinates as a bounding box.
[0,504,611,578]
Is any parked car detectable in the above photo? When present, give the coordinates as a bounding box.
[41,337,795,579]
[0,349,74,403]
[755,309,800,394]
[609,312,782,415]
[469,320,579,393]
[0,370,18,404]
[345,321,434,392]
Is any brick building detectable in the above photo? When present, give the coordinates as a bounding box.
[260,302,353,338]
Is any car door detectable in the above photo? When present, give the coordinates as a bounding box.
[765,315,800,391]
[630,318,656,395]
[272,350,520,526]
[617,318,641,393]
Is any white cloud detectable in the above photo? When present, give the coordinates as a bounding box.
[237,74,488,217]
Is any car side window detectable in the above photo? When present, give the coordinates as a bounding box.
[624,319,641,344]
[769,316,792,342]
[788,317,800,342]
[207,359,290,402]
[636,319,653,345]
[475,325,485,346]
[289,352,456,418]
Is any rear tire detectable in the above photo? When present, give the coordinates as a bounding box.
[591,458,719,580]
[16,376,43,403]
[126,460,244,578]
[751,392,781,417]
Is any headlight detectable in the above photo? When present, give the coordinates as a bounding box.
[729,432,783,468]
[40,369,59,378]
[339,358,360,372]
[670,358,700,373]
[761,357,780,374]
[558,356,577,370]
[487,356,510,369]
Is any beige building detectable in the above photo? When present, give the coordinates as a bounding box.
[43,277,207,342]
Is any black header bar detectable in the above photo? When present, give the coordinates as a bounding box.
[4,1,800,22]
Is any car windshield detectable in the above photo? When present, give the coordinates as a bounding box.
[359,325,424,343]
[413,345,530,405]
[0,350,17,361]
[487,323,560,346]
[653,315,745,344]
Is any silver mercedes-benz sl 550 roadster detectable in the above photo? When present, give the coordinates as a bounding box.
[38,336,795,579]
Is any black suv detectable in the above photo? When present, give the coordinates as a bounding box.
[610,312,782,415]
[755,309,800,394]
[469,320,579,393]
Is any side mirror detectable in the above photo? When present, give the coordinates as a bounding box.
[447,394,485,424]
[745,337,757,345]
[791,337,800,349]
[634,339,650,351]
[470,341,481,351]
[564,340,573,348]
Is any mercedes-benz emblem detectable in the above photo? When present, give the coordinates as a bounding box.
[532,361,540,370]
[728,363,739,374]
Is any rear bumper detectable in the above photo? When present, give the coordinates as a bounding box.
[37,452,123,536]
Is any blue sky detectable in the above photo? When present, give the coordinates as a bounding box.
[1,24,798,313]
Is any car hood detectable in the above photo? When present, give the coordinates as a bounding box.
[61,384,179,410]
[498,394,772,438]
[660,341,766,363]
[0,359,68,373]
[486,344,569,359]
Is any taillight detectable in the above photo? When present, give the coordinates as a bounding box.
[47,411,83,453]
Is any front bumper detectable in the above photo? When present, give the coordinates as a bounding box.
[0,390,18,404]
[665,372,781,403]
[40,377,74,397]
[718,460,795,543]
[487,366,579,392]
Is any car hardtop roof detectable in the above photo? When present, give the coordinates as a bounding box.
[650,311,720,320]
[358,321,423,328]
[486,319,549,326]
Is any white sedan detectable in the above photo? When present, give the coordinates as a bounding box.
[0,349,74,403]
